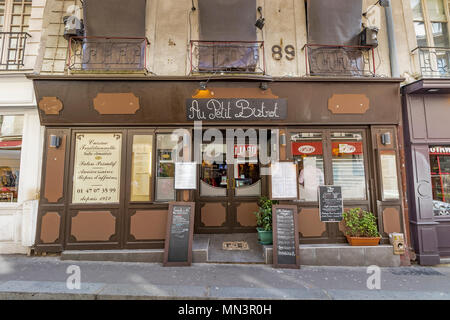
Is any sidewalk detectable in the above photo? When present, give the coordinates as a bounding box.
[0,255,450,300]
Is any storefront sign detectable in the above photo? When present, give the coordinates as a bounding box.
[270,161,298,200]
[175,162,197,190]
[429,146,450,155]
[234,144,258,158]
[332,142,363,155]
[272,205,300,269]
[292,142,323,155]
[186,98,288,121]
[318,185,344,222]
[164,202,195,267]
[72,133,122,204]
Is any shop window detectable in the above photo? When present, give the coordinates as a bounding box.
[130,135,153,202]
[331,132,366,200]
[72,133,122,204]
[155,134,178,201]
[0,115,23,202]
[291,132,324,202]
[429,146,450,216]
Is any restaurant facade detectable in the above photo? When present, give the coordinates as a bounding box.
[31,76,408,256]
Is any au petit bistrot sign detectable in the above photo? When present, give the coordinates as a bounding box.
[186,98,288,121]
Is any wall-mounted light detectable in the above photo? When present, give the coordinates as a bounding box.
[255,7,265,30]
[280,133,287,147]
[49,135,61,148]
[381,132,391,146]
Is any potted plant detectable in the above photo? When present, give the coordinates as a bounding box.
[342,208,381,246]
[254,196,278,245]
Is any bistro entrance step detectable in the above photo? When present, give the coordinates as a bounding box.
[60,237,209,263]
[196,233,265,264]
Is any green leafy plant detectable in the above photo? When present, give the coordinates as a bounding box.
[342,208,381,238]
[254,196,278,231]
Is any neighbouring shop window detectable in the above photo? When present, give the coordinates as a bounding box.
[0,115,23,202]
[130,135,153,202]
[72,133,122,204]
[331,132,367,200]
[291,132,324,202]
[380,150,400,200]
[156,134,177,201]
[429,145,450,216]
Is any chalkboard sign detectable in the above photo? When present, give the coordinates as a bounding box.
[272,205,300,269]
[318,185,344,222]
[163,202,195,267]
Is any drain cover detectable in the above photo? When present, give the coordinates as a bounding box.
[222,241,249,251]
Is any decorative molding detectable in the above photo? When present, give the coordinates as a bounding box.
[39,97,63,115]
[328,94,370,114]
[93,93,140,114]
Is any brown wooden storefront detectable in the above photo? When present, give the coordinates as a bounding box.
[30,76,407,253]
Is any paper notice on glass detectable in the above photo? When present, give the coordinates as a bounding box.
[381,153,399,200]
[175,162,197,190]
[271,162,298,200]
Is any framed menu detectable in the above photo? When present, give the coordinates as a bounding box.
[163,202,195,267]
[175,162,197,190]
[72,133,122,204]
[273,205,300,269]
[318,185,344,222]
[270,161,298,200]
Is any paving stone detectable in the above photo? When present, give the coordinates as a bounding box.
[209,286,329,300]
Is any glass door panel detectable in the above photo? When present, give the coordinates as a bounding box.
[200,142,228,197]
[291,132,325,202]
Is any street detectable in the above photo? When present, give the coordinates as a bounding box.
[0,255,449,300]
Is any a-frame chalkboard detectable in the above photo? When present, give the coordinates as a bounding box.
[163,202,195,267]
[272,205,300,269]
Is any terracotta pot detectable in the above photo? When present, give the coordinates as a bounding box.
[346,235,381,246]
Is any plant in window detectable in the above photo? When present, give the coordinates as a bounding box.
[342,208,381,246]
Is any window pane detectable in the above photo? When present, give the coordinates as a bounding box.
[427,0,447,21]
[380,151,400,200]
[0,115,23,203]
[411,0,425,20]
[156,134,177,201]
[72,133,122,204]
[130,135,153,202]
[414,21,429,46]
[291,132,324,202]
[429,146,450,216]
[0,4,4,28]
[331,132,366,200]
[432,22,449,46]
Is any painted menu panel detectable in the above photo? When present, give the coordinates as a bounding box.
[72,133,122,204]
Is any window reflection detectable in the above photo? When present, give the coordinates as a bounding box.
[130,135,153,202]
[291,132,324,202]
[156,134,177,201]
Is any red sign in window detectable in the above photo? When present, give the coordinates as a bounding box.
[332,142,363,155]
[234,144,258,158]
[429,146,450,155]
[292,142,323,155]
[0,140,21,148]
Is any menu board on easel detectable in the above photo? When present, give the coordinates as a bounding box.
[272,205,300,269]
[163,202,195,267]
[270,161,298,200]
[318,185,344,222]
